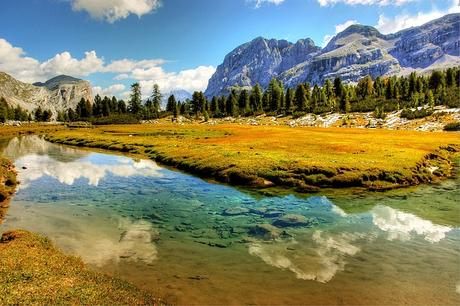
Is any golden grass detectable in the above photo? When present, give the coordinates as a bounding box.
[0,157,17,222]
[0,230,162,305]
[44,123,460,191]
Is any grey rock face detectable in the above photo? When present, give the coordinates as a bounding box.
[205,37,320,97]
[0,72,93,119]
[205,13,460,97]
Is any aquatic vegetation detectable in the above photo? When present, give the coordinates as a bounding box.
[44,124,460,192]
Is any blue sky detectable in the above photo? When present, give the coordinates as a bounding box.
[0,0,458,98]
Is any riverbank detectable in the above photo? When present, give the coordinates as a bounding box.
[0,133,164,305]
[0,230,161,305]
[44,124,460,192]
[0,157,17,221]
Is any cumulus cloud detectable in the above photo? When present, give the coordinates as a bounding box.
[375,1,460,34]
[322,19,358,47]
[93,83,126,97]
[136,65,216,95]
[371,206,452,243]
[317,0,415,6]
[71,0,162,23]
[0,37,214,96]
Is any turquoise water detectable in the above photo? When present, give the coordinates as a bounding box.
[1,136,459,305]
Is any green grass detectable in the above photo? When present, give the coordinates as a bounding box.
[0,230,162,305]
[43,123,460,192]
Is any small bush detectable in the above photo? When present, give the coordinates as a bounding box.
[400,107,433,120]
[443,122,460,131]
[89,114,140,125]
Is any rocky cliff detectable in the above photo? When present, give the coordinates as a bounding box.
[205,13,460,97]
[0,73,93,119]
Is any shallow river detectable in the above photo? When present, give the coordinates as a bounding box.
[1,136,459,305]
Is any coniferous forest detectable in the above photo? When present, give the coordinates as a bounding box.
[1,68,458,124]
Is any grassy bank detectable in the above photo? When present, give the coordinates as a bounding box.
[0,230,162,305]
[44,123,460,192]
[0,157,17,221]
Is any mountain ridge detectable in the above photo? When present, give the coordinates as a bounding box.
[0,72,93,118]
[205,13,460,97]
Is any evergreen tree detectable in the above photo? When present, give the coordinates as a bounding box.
[166,95,177,112]
[226,91,239,117]
[129,83,142,115]
[250,84,263,114]
[238,89,251,116]
[34,106,43,121]
[285,88,294,114]
[295,84,307,111]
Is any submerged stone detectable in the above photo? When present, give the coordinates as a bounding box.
[249,207,268,215]
[222,207,250,216]
[273,214,313,227]
[248,224,282,240]
[263,210,283,218]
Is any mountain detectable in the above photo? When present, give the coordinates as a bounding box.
[161,89,192,109]
[205,13,460,97]
[205,37,320,97]
[0,72,93,118]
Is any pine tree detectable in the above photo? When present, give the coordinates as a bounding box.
[129,83,142,115]
[166,95,177,112]
[250,84,263,114]
[285,88,294,114]
[238,89,251,116]
[295,84,307,111]
[226,91,239,117]
[150,84,162,117]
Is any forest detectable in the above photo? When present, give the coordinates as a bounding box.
[1,68,458,124]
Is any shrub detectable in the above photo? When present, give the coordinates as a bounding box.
[443,122,460,131]
[400,107,433,120]
[89,114,140,125]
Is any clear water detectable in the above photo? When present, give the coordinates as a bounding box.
[1,136,459,305]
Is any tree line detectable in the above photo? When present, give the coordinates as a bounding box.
[176,67,459,119]
[2,68,459,124]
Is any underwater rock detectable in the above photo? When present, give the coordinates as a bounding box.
[249,207,268,215]
[263,210,284,218]
[248,224,282,240]
[273,214,314,227]
[222,207,250,216]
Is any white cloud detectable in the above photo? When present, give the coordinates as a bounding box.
[317,0,415,6]
[371,206,452,243]
[0,37,214,96]
[322,19,358,47]
[93,83,126,97]
[137,65,216,95]
[252,0,285,8]
[375,1,460,34]
[71,0,161,23]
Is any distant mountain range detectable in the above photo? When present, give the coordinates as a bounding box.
[205,13,460,97]
[0,72,92,118]
[161,89,192,109]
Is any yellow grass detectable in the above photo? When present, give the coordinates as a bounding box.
[44,123,460,191]
[0,230,162,305]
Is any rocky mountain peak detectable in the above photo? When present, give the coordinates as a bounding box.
[205,13,460,97]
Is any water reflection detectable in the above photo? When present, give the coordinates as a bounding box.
[371,205,452,243]
[0,136,458,304]
[2,136,163,188]
[249,230,368,283]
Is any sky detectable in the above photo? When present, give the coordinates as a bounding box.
[0,0,458,99]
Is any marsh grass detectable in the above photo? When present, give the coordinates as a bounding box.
[0,230,162,305]
[44,123,460,191]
